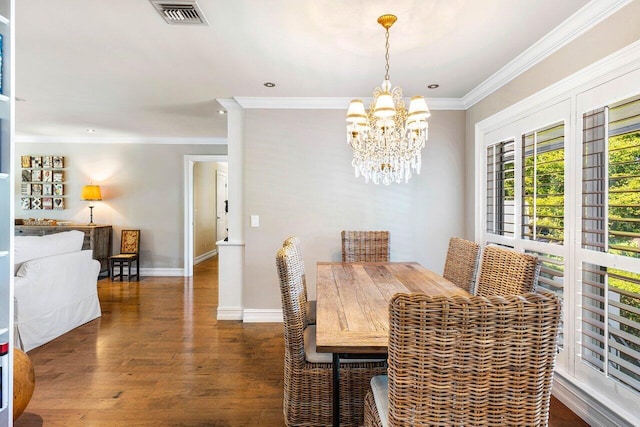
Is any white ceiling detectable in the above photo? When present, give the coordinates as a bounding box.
[15,0,596,140]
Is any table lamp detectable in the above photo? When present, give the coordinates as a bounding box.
[81,185,102,226]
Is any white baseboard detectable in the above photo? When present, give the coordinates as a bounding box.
[139,268,184,277]
[552,372,637,427]
[194,249,217,265]
[217,306,244,321]
[242,309,283,323]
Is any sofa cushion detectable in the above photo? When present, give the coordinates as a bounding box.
[14,230,85,274]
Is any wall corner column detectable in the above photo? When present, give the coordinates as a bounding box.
[215,98,244,320]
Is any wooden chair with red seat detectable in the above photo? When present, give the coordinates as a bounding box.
[109,229,140,281]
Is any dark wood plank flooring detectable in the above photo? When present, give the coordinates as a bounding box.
[15,256,588,426]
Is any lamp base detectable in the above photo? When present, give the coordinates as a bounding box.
[88,206,96,226]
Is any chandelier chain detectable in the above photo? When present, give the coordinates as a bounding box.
[384,28,390,81]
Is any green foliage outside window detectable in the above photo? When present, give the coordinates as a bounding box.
[607,132,640,360]
[608,132,640,258]
[522,125,565,243]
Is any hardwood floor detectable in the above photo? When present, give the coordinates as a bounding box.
[15,256,589,426]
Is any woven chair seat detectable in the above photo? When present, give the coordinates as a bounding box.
[109,253,137,260]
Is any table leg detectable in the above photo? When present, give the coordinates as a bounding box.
[332,352,340,427]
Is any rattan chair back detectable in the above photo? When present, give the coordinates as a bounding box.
[380,292,561,426]
[283,236,307,295]
[341,230,390,262]
[283,236,316,325]
[276,241,386,426]
[276,243,308,365]
[442,237,481,293]
[475,245,541,297]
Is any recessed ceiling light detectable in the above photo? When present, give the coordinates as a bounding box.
[86,129,96,133]
[217,110,227,115]
[427,84,439,89]
[264,82,276,88]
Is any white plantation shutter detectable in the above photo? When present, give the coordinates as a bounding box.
[580,93,640,396]
[582,263,640,393]
[526,250,565,350]
[486,140,515,237]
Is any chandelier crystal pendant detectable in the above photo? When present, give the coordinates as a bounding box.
[346,14,430,185]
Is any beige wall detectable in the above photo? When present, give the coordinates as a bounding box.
[15,142,227,269]
[194,161,228,259]
[464,0,640,239]
[243,108,466,309]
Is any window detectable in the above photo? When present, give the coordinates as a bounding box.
[486,140,514,237]
[478,64,640,424]
[522,122,565,244]
[582,96,640,256]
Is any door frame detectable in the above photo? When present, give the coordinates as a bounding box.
[184,154,228,277]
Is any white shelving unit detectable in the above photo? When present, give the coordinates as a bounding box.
[0,1,14,426]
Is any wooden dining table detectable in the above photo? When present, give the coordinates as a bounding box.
[315,261,470,427]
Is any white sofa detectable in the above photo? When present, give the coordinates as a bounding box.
[14,230,102,352]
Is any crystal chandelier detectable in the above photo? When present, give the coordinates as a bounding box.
[346,14,430,185]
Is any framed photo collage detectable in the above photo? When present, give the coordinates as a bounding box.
[20,155,66,210]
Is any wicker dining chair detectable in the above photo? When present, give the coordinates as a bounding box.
[276,242,387,426]
[364,292,562,427]
[341,230,390,262]
[442,237,481,293]
[475,245,541,297]
[282,236,315,325]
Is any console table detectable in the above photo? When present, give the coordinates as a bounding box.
[15,224,112,274]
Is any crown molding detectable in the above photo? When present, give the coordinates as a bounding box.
[235,97,353,109]
[15,136,227,145]
[462,0,633,109]
[234,96,464,110]
[425,98,466,111]
[477,39,640,132]
[216,98,241,111]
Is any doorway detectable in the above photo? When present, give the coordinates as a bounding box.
[216,169,228,242]
[184,154,228,277]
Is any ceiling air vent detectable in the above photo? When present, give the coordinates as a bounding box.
[150,0,209,25]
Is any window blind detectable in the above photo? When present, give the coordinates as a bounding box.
[582,107,607,252]
[486,140,515,236]
[527,249,564,349]
[582,263,640,393]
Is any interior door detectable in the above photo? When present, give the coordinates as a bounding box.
[216,170,228,241]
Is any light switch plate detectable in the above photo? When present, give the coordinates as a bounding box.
[250,215,260,227]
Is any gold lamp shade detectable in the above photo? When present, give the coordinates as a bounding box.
[81,185,102,201]
[81,184,102,226]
